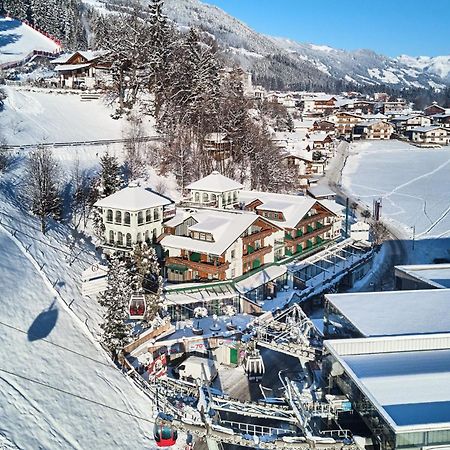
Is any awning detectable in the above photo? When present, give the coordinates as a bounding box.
[235,265,287,294]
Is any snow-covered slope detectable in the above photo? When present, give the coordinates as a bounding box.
[0,87,130,145]
[0,226,158,449]
[397,55,450,82]
[0,16,60,65]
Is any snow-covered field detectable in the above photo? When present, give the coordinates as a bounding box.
[0,16,60,64]
[0,87,131,145]
[342,140,450,262]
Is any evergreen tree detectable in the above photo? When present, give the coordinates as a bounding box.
[99,152,122,197]
[131,242,163,323]
[98,253,132,355]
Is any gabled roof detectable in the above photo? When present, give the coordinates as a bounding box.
[186,171,243,193]
[410,126,447,133]
[161,208,280,256]
[94,185,172,211]
[51,50,109,65]
[204,132,230,143]
[239,190,338,229]
[54,63,91,72]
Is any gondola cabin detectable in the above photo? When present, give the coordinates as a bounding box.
[153,413,177,447]
[129,293,146,320]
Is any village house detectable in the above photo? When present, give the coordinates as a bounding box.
[203,132,233,161]
[332,112,364,138]
[94,184,174,253]
[161,208,281,282]
[184,171,243,209]
[379,100,408,115]
[352,120,393,140]
[302,95,338,116]
[51,50,111,89]
[408,126,449,146]
[239,191,342,261]
[424,102,450,116]
[312,119,335,133]
[432,113,450,130]
[308,131,335,153]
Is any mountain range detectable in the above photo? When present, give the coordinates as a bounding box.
[88,0,450,92]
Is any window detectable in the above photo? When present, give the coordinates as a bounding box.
[195,192,200,202]
[231,250,235,259]
[137,232,142,243]
[109,230,114,244]
[126,233,132,247]
[231,268,235,278]
[233,191,237,201]
[138,211,143,225]
[106,209,113,223]
[202,192,209,202]
[154,209,160,221]
[146,209,151,223]
[115,210,122,224]
[124,212,131,225]
[145,230,150,243]
[117,232,123,246]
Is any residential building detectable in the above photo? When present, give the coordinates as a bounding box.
[239,191,341,261]
[184,171,243,209]
[352,120,393,140]
[395,263,450,290]
[161,208,281,282]
[312,119,335,133]
[302,95,338,116]
[332,112,363,137]
[380,100,408,115]
[432,113,450,130]
[409,126,449,145]
[309,131,335,151]
[424,102,450,116]
[203,132,232,161]
[51,50,111,89]
[94,184,174,253]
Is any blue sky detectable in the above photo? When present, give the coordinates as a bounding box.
[205,0,450,57]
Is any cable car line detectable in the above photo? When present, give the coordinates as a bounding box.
[0,367,155,425]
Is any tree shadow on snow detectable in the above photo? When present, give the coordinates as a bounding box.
[27,300,58,341]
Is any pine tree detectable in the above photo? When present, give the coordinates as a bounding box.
[98,253,132,355]
[99,152,122,197]
[24,146,61,234]
[131,243,163,323]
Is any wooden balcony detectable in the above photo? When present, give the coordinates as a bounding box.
[242,228,273,245]
[242,245,273,264]
[166,256,230,275]
[285,224,332,244]
[297,213,330,228]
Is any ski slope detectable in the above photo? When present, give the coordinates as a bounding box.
[342,140,450,239]
[0,86,131,145]
[0,225,160,449]
[0,16,60,65]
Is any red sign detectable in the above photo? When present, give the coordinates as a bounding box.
[147,354,167,378]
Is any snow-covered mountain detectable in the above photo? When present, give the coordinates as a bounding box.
[397,55,450,82]
[88,0,450,91]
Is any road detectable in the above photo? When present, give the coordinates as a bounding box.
[321,141,409,290]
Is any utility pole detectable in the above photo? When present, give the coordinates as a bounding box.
[345,197,349,238]
[412,225,416,251]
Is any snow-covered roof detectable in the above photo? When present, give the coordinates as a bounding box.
[309,131,332,142]
[326,334,450,432]
[307,184,336,199]
[204,132,230,143]
[410,126,447,133]
[51,50,109,64]
[94,185,172,211]
[240,190,338,229]
[186,171,243,193]
[395,264,450,289]
[54,63,91,72]
[235,265,287,294]
[161,208,277,256]
[326,289,450,337]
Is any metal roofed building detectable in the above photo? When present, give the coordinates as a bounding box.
[324,334,450,450]
[324,289,450,338]
[395,264,450,290]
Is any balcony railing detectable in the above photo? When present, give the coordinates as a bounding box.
[285,224,332,244]
[297,213,329,228]
[242,245,272,264]
[166,256,229,275]
[242,228,272,245]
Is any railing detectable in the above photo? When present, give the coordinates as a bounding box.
[297,213,329,228]
[220,420,295,437]
[166,256,230,274]
[242,228,272,245]
[242,245,272,264]
[285,225,332,245]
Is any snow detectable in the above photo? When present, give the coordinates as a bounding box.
[367,68,400,84]
[0,86,129,145]
[95,185,173,211]
[395,264,450,288]
[397,54,450,81]
[327,289,450,337]
[185,171,243,192]
[235,265,287,294]
[0,226,158,449]
[342,349,450,429]
[0,17,60,65]
[342,140,450,242]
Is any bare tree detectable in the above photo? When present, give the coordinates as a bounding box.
[71,154,94,230]
[24,146,61,234]
[123,114,146,181]
[0,133,10,173]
